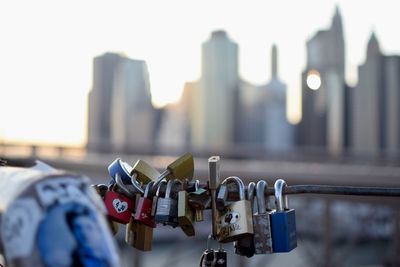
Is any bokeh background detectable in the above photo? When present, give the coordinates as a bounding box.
[1,1,400,266]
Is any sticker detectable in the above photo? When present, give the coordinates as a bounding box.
[37,202,120,267]
[112,199,128,213]
[36,178,91,208]
[221,211,240,225]
[1,198,43,260]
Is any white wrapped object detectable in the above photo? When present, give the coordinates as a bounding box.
[0,160,120,267]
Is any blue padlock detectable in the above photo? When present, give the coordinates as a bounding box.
[108,158,133,183]
[108,158,144,195]
[270,179,297,253]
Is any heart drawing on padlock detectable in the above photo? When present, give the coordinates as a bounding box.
[223,211,240,225]
[112,198,128,213]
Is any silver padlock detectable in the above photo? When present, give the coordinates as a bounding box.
[154,179,181,227]
[253,180,273,254]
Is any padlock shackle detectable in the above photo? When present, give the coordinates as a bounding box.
[206,234,223,251]
[154,169,169,188]
[130,172,145,194]
[108,158,145,194]
[115,173,136,198]
[274,179,289,211]
[144,181,155,198]
[108,158,132,182]
[221,176,245,200]
[247,182,256,213]
[165,179,182,198]
[156,180,167,197]
[256,180,268,214]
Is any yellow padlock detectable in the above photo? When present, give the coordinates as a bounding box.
[130,159,161,184]
[154,153,194,187]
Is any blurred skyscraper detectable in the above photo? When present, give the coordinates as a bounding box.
[184,31,293,154]
[262,45,294,150]
[87,52,156,153]
[88,53,121,152]
[351,33,400,155]
[238,45,294,150]
[189,31,240,151]
[384,55,400,155]
[298,7,347,154]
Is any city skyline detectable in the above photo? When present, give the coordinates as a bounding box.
[1,1,400,146]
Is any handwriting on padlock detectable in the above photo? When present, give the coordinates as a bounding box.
[112,199,128,213]
[222,211,240,226]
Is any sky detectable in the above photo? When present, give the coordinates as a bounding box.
[1,0,400,146]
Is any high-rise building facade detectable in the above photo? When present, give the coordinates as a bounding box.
[87,53,155,153]
[190,31,240,150]
[110,58,155,153]
[263,45,294,150]
[351,33,400,155]
[351,34,383,155]
[298,7,347,154]
[88,53,123,152]
[384,55,400,154]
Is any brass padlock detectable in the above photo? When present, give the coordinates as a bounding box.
[107,217,119,235]
[217,176,254,243]
[154,153,194,186]
[178,182,195,236]
[130,159,161,184]
[126,217,153,251]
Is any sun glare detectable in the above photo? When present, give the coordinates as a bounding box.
[306,70,321,90]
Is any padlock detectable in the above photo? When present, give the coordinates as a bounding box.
[134,181,156,228]
[253,180,273,254]
[109,158,145,194]
[115,173,139,198]
[270,179,297,253]
[234,181,255,257]
[91,183,108,199]
[108,220,119,235]
[151,180,167,217]
[154,153,194,187]
[130,159,161,184]
[216,183,228,211]
[201,249,215,267]
[214,245,227,267]
[104,184,135,224]
[126,217,153,251]
[108,158,134,184]
[178,182,195,236]
[115,173,143,216]
[200,235,227,267]
[217,176,254,243]
[188,180,209,222]
[154,179,181,227]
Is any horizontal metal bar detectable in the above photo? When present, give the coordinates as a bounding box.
[265,185,400,197]
[91,182,400,197]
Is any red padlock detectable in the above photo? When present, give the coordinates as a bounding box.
[104,185,135,224]
[134,181,156,228]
